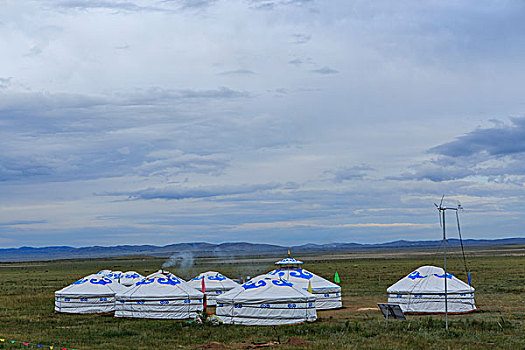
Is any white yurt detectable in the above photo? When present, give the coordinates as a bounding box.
[55,274,126,314]
[187,271,239,306]
[387,266,476,314]
[115,270,203,319]
[261,257,342,310]
[119,271,145,287]
[216,277,317,326]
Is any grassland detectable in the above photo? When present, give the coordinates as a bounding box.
[0,249,523,349]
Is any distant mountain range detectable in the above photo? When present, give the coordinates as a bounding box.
[0,237,523,262]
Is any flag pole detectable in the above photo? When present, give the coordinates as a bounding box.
[201,277,207,314]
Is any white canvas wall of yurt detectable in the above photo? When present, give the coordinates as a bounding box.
[216,277,317,326]
[387,266,476,314]
[115,270,203,319]
[187,271,239,306]
[55,274,126,314]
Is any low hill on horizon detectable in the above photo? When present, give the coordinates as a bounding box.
[0,237,523,262]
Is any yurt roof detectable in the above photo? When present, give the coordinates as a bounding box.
[387,266,474,294]
[260,268,340,292]
[120,271,144,285]
[56,274,126,297]
[121,271,143,279]
[187,271,239,290]
[217,277,315,304]
[145,270,186,282]
[118,271,202,300]
[105,271,123,280]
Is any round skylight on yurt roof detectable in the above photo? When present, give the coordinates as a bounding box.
[275,257,304,266]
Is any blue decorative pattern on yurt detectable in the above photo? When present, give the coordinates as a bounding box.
[90,278,112,285]
[407,271,427,280]
[269,269,313,280]
[136,276,181,286]
[242,280,266,290]
[208,274,226,281]
[272,279,293,287]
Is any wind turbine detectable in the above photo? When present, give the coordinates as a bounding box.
[434,196,463,331]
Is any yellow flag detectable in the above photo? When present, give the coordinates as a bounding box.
[288,249,291,256]
[0,339,4,342]
[308,280,313,293]
[50,347,53,350]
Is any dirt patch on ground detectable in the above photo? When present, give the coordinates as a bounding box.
[357,307,379,311]
[286,337,310,346]
[245,341,280,348]
[197,341,229,349]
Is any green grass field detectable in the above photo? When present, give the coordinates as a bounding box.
[0,250,523,349]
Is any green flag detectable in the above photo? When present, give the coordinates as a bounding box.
[334,271,340,284]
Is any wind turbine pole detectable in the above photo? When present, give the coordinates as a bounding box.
[442,208,448,331]
[435,198,463,331]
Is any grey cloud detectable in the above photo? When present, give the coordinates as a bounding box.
[178,0,218,9]
[218,69,255,76]
[136,150,230,177]
[0,220,47,226]
[430,118,525,157]
[58,0,169,13]
[310,66,338,75]
[0,91,109,113]
[0,161,53,181]
[327,165,373,182]
[392,162,475,182]
[0,78,12,89]
[248,0,313,9]
[292,33,311,44]
[288,59,304,66]
[118,87,250,105]
[0,87,249,115]
[105,182,283,200]
[0,88,286,183]
[395,118,525,182]
[173,87,250,99]
[288,57,314,67]
[25,46,43,56]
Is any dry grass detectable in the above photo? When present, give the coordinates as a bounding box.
[0,250,523,349]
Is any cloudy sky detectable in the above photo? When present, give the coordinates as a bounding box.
[1,0,524,248]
